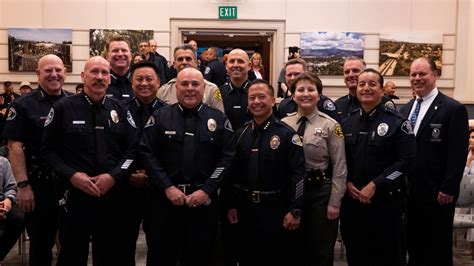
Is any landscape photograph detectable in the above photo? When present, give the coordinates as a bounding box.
[89,29,153,57]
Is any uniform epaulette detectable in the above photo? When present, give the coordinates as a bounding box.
[285,112,298,117]
[318,111,338,124]
[383,106,404,118]
[348,108,361,116]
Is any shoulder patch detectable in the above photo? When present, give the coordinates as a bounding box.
[334,125,344,138]
[205,67,211,75]
[126,110,137,128]
[384,101,396,110]
[291,134,303,146]
[44,108,54,127]
[323,99,336,111]
[401,120,414,135]
[5,107,16,121]
[224,119,234,132]
[213,89,223,102]
[144,116,155,128]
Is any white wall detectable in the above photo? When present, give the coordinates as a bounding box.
[0,0,471,103]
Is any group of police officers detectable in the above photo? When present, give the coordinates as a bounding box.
[1,35,468,266]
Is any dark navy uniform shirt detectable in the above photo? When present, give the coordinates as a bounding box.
[223,115,306,212]
[204,59,227,87]
[335,94,396,120]
[106,70,133,101]
[276,94,339,121]
[220,81,252,130]
[40,93,137,182]
[140,103,234,196]
[3,88,72,171]
[125,97,167,134]
[341,103,416,196]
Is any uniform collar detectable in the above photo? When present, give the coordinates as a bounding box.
[36,86,67,101]
[359,103,383,119]
[251,115,275,131]
[82,92,107,107]
[134,97,159,109]
[110,69,131,84]
[229,80,249,94]
[297,109,318,125]
[178,102,203,117]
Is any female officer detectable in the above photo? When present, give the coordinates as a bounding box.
[282,72,347,266]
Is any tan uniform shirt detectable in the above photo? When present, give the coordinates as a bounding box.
[282,110,347,207]
[157,78,225,112]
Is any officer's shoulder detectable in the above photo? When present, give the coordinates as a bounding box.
[318,111,338,125]
[334,95,347,103]
[281,112,297,122]
[204,79,218,88]
[274,119,297,133]
[347,108,361,117]
[383,107,404,119]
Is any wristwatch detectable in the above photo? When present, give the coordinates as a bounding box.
[17,180,30,188]
[291,208,302,218]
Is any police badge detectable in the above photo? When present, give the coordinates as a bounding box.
[110,110,119,124]
[270,135,280,149]
[207,118,217,132]
[377,123,389,136]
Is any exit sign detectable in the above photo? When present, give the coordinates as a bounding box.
[219,6,237,19]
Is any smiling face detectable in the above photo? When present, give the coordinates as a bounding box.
[36,54,66,95]
[248,82,275,122]
[293,79,320,114]
[226,49,251,82]
[176,68,204,109]
[174,48,198,72]
[106,41,131,73]
[81,57,111,99]
[410,58,437,97]
[356,71,384,111]
[343,59,364,93]
[132,66,160,103]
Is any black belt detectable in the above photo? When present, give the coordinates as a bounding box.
[176,183,203,195]
[233,184,280,204]
[306,168,331,187]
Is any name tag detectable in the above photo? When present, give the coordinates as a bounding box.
[164,131,176,135]
[185,132,194,136]
[233,106,241,109]
[73,120,85,125]
[122,94,130,98]
[105,94,113,98]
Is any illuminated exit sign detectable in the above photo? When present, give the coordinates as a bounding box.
[219,6,237,19]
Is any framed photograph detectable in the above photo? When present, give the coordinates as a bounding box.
[301,32,365,76]
[8,28,73,72]
[89,29,154,57]
[379,33,442,76]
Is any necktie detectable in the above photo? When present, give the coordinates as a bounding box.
[410,98,423,128]
[182,111,196,181]
[248,125,261,190]
[297,116,308,140]
[93,104,108,171]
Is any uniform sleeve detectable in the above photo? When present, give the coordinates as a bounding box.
[201,115,234,196]
[285,130,306,211]
[140,113,174,191]
[3,101,28,141]
[372,119,416,189]
[440,104,469,195]
[327,123,347,208]
[1,157,17,201]
[40,103,77,180]
[206,84,225,113]
[220,127,244,210]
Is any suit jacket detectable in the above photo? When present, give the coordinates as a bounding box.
[400,91,468,203]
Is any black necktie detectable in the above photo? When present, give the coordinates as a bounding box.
[93,104,108,170]
[297,116,308,140]
[248,125,261,190]
[182,111,196,181]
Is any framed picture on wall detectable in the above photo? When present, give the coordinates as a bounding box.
[89,29,153,57]
[379,33,442,76]
[300,32,365,76]
[8,28,73,72]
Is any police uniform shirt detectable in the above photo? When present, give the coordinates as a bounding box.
[157,78,224,113]
[3,88,72,170]
[40,93,137,181]
[140,103,234,196]
[341,103,416,191]
[125,97,167,133]
[106,70,133,100]
[219,81,252,130]
[282,110,347,207]
[335,94,395,119]
[203,59,227,87]
[0,92,21,109]
[224,116,305,211]
[147,53,167,86]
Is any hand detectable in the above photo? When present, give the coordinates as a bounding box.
[70,172,100,197]
[94,174,116,195]
[346,181,361,200]
[185,189,209,208]
[227,208,238,224]
[359,181,376,204]
[18,185,35,212]
[437,191,454,205]
[165,186,186,206]
[129,170,147,189]
[283,212,300,231]
[327,205,340,220]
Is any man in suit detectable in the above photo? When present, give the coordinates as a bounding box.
[401,57,469,266]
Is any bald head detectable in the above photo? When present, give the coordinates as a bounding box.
[176,67,204,108]
[226,49,251,84]
[81,56,111,101]
[36,54,66,95]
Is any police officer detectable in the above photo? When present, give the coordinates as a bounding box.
[335,57,395,119]
[141,67,234,266]
[340,69,416,265]
[157,44,224,112]
[123,61,167,265]
[282,72,347,266]
[41,56,137,266]
[220,48,254,130]
[4,54,73,266]
[204,47,227,87]
[222,79,306,266]
[105,36,134,100]
[276,58,339,121]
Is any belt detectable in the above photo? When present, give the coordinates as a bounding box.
[306,168,331,186]
[233,184,280,204]
[176,183,203,195]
